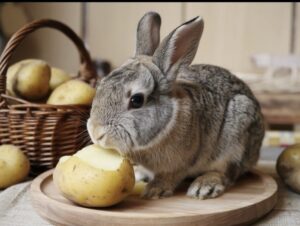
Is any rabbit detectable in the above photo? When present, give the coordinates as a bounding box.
[87,11,265,200]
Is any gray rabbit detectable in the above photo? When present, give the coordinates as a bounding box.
[87,12,265,199]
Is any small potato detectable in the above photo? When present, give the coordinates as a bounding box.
[0,145,30,189]
[49,67,71,91]
[276,144,300,194]
[47,80,95,105]
[53,145,135,207]
[7,59,42,96]
[131,181,147,196]
[7,59,51,101]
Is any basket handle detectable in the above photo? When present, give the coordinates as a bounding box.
[0,19,98,103]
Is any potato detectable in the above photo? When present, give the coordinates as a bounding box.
[53,145,135,207]
[7,60,23,97]
[7,59,40,97]
[47,80,95,105]
[7,59,51,101]
[276,144,300,194]
[131,181,147,196]
[50,67,71,91]
[0,145,30,189]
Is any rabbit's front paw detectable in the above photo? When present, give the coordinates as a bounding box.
[142,181,174,199]
[141,171,186,199]
[187,172,226,199]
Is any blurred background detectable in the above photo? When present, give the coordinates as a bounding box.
[0,2,300,151]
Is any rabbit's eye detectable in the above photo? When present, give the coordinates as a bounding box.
[129,93,144,109]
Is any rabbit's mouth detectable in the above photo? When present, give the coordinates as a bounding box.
[88,134,130,157]
[87,118,134,155]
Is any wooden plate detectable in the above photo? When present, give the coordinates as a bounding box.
[30,169,278,226]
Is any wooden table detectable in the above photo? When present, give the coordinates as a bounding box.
[252,161,300,225]
[0,149,299,226]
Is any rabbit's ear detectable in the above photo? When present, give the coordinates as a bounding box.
[153,16,204,76]
[135,12,161,56]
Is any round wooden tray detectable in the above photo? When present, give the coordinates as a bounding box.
[30,169,278,226]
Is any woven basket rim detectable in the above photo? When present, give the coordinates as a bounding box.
[0,18,98,108]
[0,19,95,174]
[0,94,91,109]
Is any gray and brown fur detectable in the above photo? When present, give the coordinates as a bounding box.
[87,12,265,199]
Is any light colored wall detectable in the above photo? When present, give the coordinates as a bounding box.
[12,3,81,73]
[186,3,291,73]
[296,3,300,54]
[87,3,298,73]
[87,3,182,68]
[3,3,299,74]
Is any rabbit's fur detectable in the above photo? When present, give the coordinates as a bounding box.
[88,12,265,199]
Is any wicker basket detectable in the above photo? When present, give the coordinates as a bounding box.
[0,19,97,174]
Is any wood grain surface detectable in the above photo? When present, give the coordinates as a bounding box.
[30,169,278,226]
[31,170,277,226]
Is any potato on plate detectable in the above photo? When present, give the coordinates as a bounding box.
[53,144,135,207]
[277,144,300,194]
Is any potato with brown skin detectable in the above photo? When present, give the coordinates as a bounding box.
[131,181,147,196]
[276,144,300,194]
[7,59,51,101]
[49,67,71,91]
[47,80,95,105]
[0,145,30,189]
[53,145,135,207]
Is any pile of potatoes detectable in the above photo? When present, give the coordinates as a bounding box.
[6,59,96,105]
[0,60,96,189]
